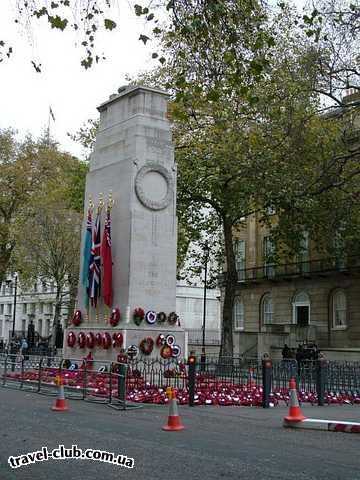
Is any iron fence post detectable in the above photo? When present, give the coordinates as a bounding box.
[37,357,43,393]
[262,354,272,408]
[118,363,127,410]
[316,355,327,406]
[3,354,8,386]
[188,353,196,407]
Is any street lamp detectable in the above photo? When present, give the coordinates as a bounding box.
[201,242,210,369]
[5,275,18,340]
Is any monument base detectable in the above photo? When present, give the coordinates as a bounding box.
[63,325,187,364]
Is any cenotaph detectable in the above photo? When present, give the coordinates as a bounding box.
[63,85,186,362]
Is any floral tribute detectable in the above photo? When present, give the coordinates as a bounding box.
[112,332,123,348]
[139,337,154,355]
[145,311,157,325]
[72,310,82,326]
[67,332,76,348]
[109,307,121,327]
[168,312,178,326]
[157,312,167,323]
[133,307,145,326]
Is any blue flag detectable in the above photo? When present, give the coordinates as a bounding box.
[82,209,92,305]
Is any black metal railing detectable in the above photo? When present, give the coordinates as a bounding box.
[1,354,360,407]
[220,255,360,285]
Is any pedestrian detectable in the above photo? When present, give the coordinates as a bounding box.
[282,343,292,360]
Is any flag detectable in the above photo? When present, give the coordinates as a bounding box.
[101,207,113,307]
[49,106,55,122]
[81,208,92,305]
[88,211,101,308]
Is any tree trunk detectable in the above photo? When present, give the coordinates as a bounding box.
[51,287,62,348]
[219,216,237,358]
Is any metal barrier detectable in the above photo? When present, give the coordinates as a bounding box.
[2,353,360,408]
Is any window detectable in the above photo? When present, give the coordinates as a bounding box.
[39,303,44,314]
[0,304,3,315]
[42,282,47,293]
[29,303,35,314]
[233,297,244,331]
[22,319,26,333]
[6,304,12,315]
[263,237,275,278]
[0,319,3,337]
[33,283,38,292]
[292,291,310,326]
[50,282,55,292]
[23,303,27,314]
[234,239,246,281]
[332,290,347,329]
[38,319,43,336]
[262,294,273,325]
[46,319,51,336]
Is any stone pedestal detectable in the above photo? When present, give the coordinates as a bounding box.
[63,85,186,362]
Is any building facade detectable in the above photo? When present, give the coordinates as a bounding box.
[176,282,221,355]
[229,91,360,360]
[0,275,221,355]
[231,217,360,359]
[0,276,68,345]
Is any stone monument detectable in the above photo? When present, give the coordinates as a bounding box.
[63,85,186,362]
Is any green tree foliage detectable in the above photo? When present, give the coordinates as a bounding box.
[155,1,360,356]
[0,129,87,336]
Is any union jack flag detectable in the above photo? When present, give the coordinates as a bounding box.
[88,211,101,308]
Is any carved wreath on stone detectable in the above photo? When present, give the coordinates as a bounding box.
[135,163,174,211]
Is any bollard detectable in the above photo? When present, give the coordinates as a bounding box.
[316,355,327,406]
[37,357,43,393]
[262,354,272,408]
[118,363,128,410]
[3,354,8,386]
[188,353,196,407]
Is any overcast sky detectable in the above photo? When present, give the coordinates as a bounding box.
[0,1,154,159]
[0,1,305,160]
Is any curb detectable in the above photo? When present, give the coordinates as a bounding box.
[284,418,360,434]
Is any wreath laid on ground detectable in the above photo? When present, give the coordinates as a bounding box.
[139,337,154,355]
[112,332,123,348]
[109,307,121,327]
[145,310,157,325]
[168,312,178,326]
[127,345,139,359]
[67,332,76,348]
[86,332,95,349]
[102,332,112,350]
[72,310,82,326]
[78,332,86,349]
[172,345,181,358]
[133,307,145,326]
[157,311,167,323]
[117,350,128,364]
[160,344,172,359]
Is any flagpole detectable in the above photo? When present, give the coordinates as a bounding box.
[86,196,94,323]
[96,194,104,324]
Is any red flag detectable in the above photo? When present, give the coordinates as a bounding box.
[101,207,113,307]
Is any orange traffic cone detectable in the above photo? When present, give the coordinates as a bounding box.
[162,388,184,431]
[284,378,306,423]
[51,375,69,412]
